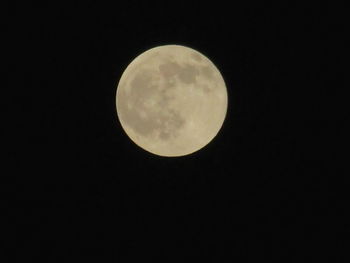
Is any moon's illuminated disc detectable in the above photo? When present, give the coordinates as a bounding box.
[116,45,228,157]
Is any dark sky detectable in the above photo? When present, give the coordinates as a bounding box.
[5,2,345,262]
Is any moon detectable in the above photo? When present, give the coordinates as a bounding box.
[116,45,228,157]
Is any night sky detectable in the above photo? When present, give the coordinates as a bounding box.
[4,2,345,262]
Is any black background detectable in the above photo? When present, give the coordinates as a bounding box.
[4,1,345,262]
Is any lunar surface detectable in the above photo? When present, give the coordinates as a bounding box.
[116,45,228,157]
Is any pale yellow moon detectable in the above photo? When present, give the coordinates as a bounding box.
[116,45,228,157]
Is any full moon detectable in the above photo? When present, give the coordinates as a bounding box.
[116,45,228,157]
